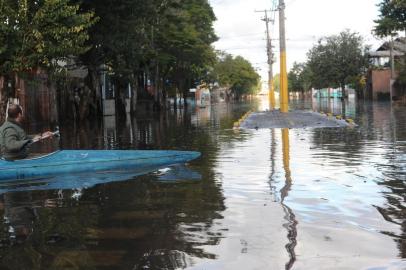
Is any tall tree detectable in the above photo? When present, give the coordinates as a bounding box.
[156,0,217,108]
[0,0,95,121]
[77,0,217,114]
[0,0,94,74]
[374,0,406,37]
[273,74,280,93]
[374,0,406,96]
[288,62,313,94]
[307,30,369,98]
[77,0,158,118]
[213,53,260,99]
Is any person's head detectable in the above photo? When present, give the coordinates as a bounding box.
[7,104,23,123]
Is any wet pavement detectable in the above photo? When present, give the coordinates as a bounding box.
[0,97,405,269]
[240,109,350,129]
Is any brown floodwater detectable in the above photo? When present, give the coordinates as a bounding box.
[0,97,405,270]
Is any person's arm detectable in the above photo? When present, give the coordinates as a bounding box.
[31,131,55,143]
[3,128,31,152]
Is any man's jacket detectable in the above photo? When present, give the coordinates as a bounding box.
[0,119,32,160]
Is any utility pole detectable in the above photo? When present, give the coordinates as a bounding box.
[279,0,289,113]
[390,37,395,101]
[256,9,276,110]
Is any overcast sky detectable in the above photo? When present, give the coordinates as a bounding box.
[209,0,383,83]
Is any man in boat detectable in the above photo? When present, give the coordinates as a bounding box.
[0,104,54,160]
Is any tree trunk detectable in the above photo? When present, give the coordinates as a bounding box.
[158,74,165,109]
[130,116,138,148]
[87,67,102,117]
[183,77,190,108]
[162,87,167,109]
[341,85,346,117]
[130,75,138,115]
[357,87,364,99]
[153,63,161,111]
[341,100,346,118]
[341,84,346,101]
[114,78,127,121]
[47,79,59,127]
[0,75,8,123]
[173,88,177,111]
[183,89,187,108]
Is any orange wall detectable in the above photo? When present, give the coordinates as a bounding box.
[371,69,391,99]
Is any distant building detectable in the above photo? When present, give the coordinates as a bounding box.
[195,84,211,108]
[366,37,405,100]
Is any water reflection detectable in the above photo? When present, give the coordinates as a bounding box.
[310,97,357,119]
[268,128,298,269]
[0,171,224,269]
[279,128,298,270]
[0,165,202,194]
[0,102,259,269]
[2,98,406,269]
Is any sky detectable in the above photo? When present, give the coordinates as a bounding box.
[209,0,383,87]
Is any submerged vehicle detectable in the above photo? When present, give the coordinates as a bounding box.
[0,150,201,181]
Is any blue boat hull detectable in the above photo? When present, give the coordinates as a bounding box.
[0,150,201,180]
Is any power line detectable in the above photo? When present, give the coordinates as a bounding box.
[215,45,267,50]
[217,33,265,39]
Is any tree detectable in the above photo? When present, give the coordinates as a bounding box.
[374,0,406,37]
[374,0,406,96]
[288,62,313,94]
[288,63,301,92]
[0,0,95,121]
[306,30,369,98]
[155,0,217,108]
[0,0,94,74]
[273,74,280,93]
[213,53,260,99]
[76,0,159,118]
[77,0,217,115]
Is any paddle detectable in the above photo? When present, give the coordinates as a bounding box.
[31,130,60,143]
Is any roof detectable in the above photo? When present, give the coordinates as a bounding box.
[369,50,404,57]
[369,37,406,58]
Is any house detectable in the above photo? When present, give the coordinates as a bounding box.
[195,84,211,108]
[366,37,405,100]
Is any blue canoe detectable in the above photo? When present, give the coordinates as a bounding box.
[0,150,201,181]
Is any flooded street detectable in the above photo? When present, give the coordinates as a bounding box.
[0,98,406,269]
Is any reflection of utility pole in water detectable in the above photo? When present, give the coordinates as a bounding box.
[268,129,278,202]
[279,128,297,270]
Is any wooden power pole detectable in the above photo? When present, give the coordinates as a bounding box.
[256,9,276,110]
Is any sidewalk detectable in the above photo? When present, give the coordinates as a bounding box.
[240,110,351,129]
